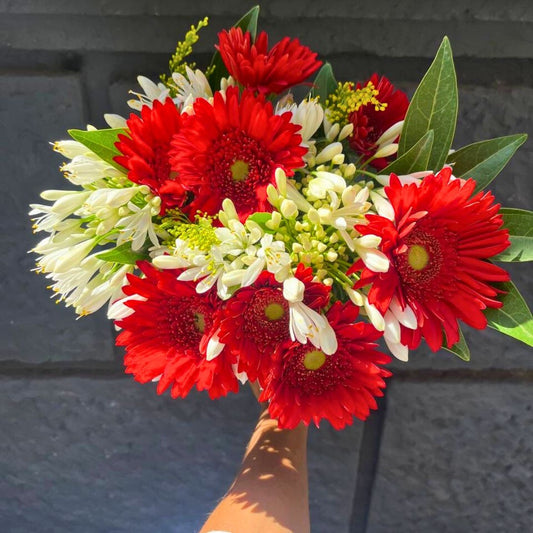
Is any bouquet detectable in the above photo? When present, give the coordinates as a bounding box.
[29,7,532,430]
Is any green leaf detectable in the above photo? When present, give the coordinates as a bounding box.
[381,130,434,175]
[485,281,533,347]
[446,134,527,192]
[96,242,149,265]
[68,128,127,171]
[493,208,533,262]
[248,212,275,234]
[398,36,458,172]
[309,62,337,102]
[443,327,470,361]
[207,5,260,89]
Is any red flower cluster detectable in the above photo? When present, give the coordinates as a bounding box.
[351,168,510,352]
[217,28,322,95]
[170,87,306,220]
[348,74,409,170]
[116,263,391,429]
[212,265,330,385]
[261,302,391,430]
[116,262,238,399]
[114,99,187,214]
[115,88,306,222]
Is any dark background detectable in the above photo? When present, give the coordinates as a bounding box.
[1,1,532,532]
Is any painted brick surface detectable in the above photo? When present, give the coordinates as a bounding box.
[0,377,362,532]
[366,380,533,533]
[1,0,532,20]
[1,8,533,58]
[0,74,114,364]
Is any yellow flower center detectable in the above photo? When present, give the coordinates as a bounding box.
[264,302,285,321]
[303,349,326,371]
[408,244,429,271]
[230,160,249,182]
[194,312,205,333]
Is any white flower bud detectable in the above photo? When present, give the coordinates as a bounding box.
[315,142,343,165]
[373,143,399,159]
[283,277,305,303]
[275,168,287,196]
[280,199,298,218]
[376,120,404,147]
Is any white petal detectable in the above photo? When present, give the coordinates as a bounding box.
[384,311,401,344]
[389,297,418,330]
[384,332,409,362]
[206,334,225,361]
[364,299,385,331]
[153,255,190,269]
[358,248,389,273]
[283,277,305,303]
[232,364,248,385]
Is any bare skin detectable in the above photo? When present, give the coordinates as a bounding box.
[199,383,310,533]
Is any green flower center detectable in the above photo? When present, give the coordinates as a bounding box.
[303,349,326,371]
[407,244,429,271]
[230,159,250,182]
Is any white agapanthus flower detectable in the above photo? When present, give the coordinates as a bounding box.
[128,75,171,111]
[276,98,324,147]
[115,199,161,250]
[172,67,213,110]
[283,277,338,355]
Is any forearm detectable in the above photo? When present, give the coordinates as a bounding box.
[199,407,310,533]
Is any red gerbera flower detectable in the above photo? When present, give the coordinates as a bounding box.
[212,265,331,386]
[169,86,306,219]
[260,302,391,430]
[348,74,409,171]
[350,167,510,352]
[114,98,187,213]
[115,262,238,399]
[217,28,322,95]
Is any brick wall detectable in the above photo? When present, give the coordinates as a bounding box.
[1,1,532,532]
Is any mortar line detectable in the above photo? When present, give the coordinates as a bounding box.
[349,391,388,533]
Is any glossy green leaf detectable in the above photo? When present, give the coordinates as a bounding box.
[381,130,434,175]
[443,327,470,361]
[248,212,275,234]
[68,128,127,171]
[398,36,458,171]
[96,242,149,265]
[485,281,533,347]
[309,62,337,103]
[447,134,527,192]
[208,5,260,89]
[493,208,533,262]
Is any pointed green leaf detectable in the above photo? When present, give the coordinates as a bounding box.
[398,36,458,172]
[96,242,149,265]
[68,128,127,171]
[309,62,337,102]
[207,5,260,89]
[493,208,533,262]
[485,281,533,347]
[446,134,527,192]
[443,327,470,361]
[381,130,434,175]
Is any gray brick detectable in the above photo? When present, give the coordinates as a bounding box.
[1,0,531,21]
[1,13,532,59]
[0,74,114,364]
[367,380,533,533]
[0,377,362,533]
